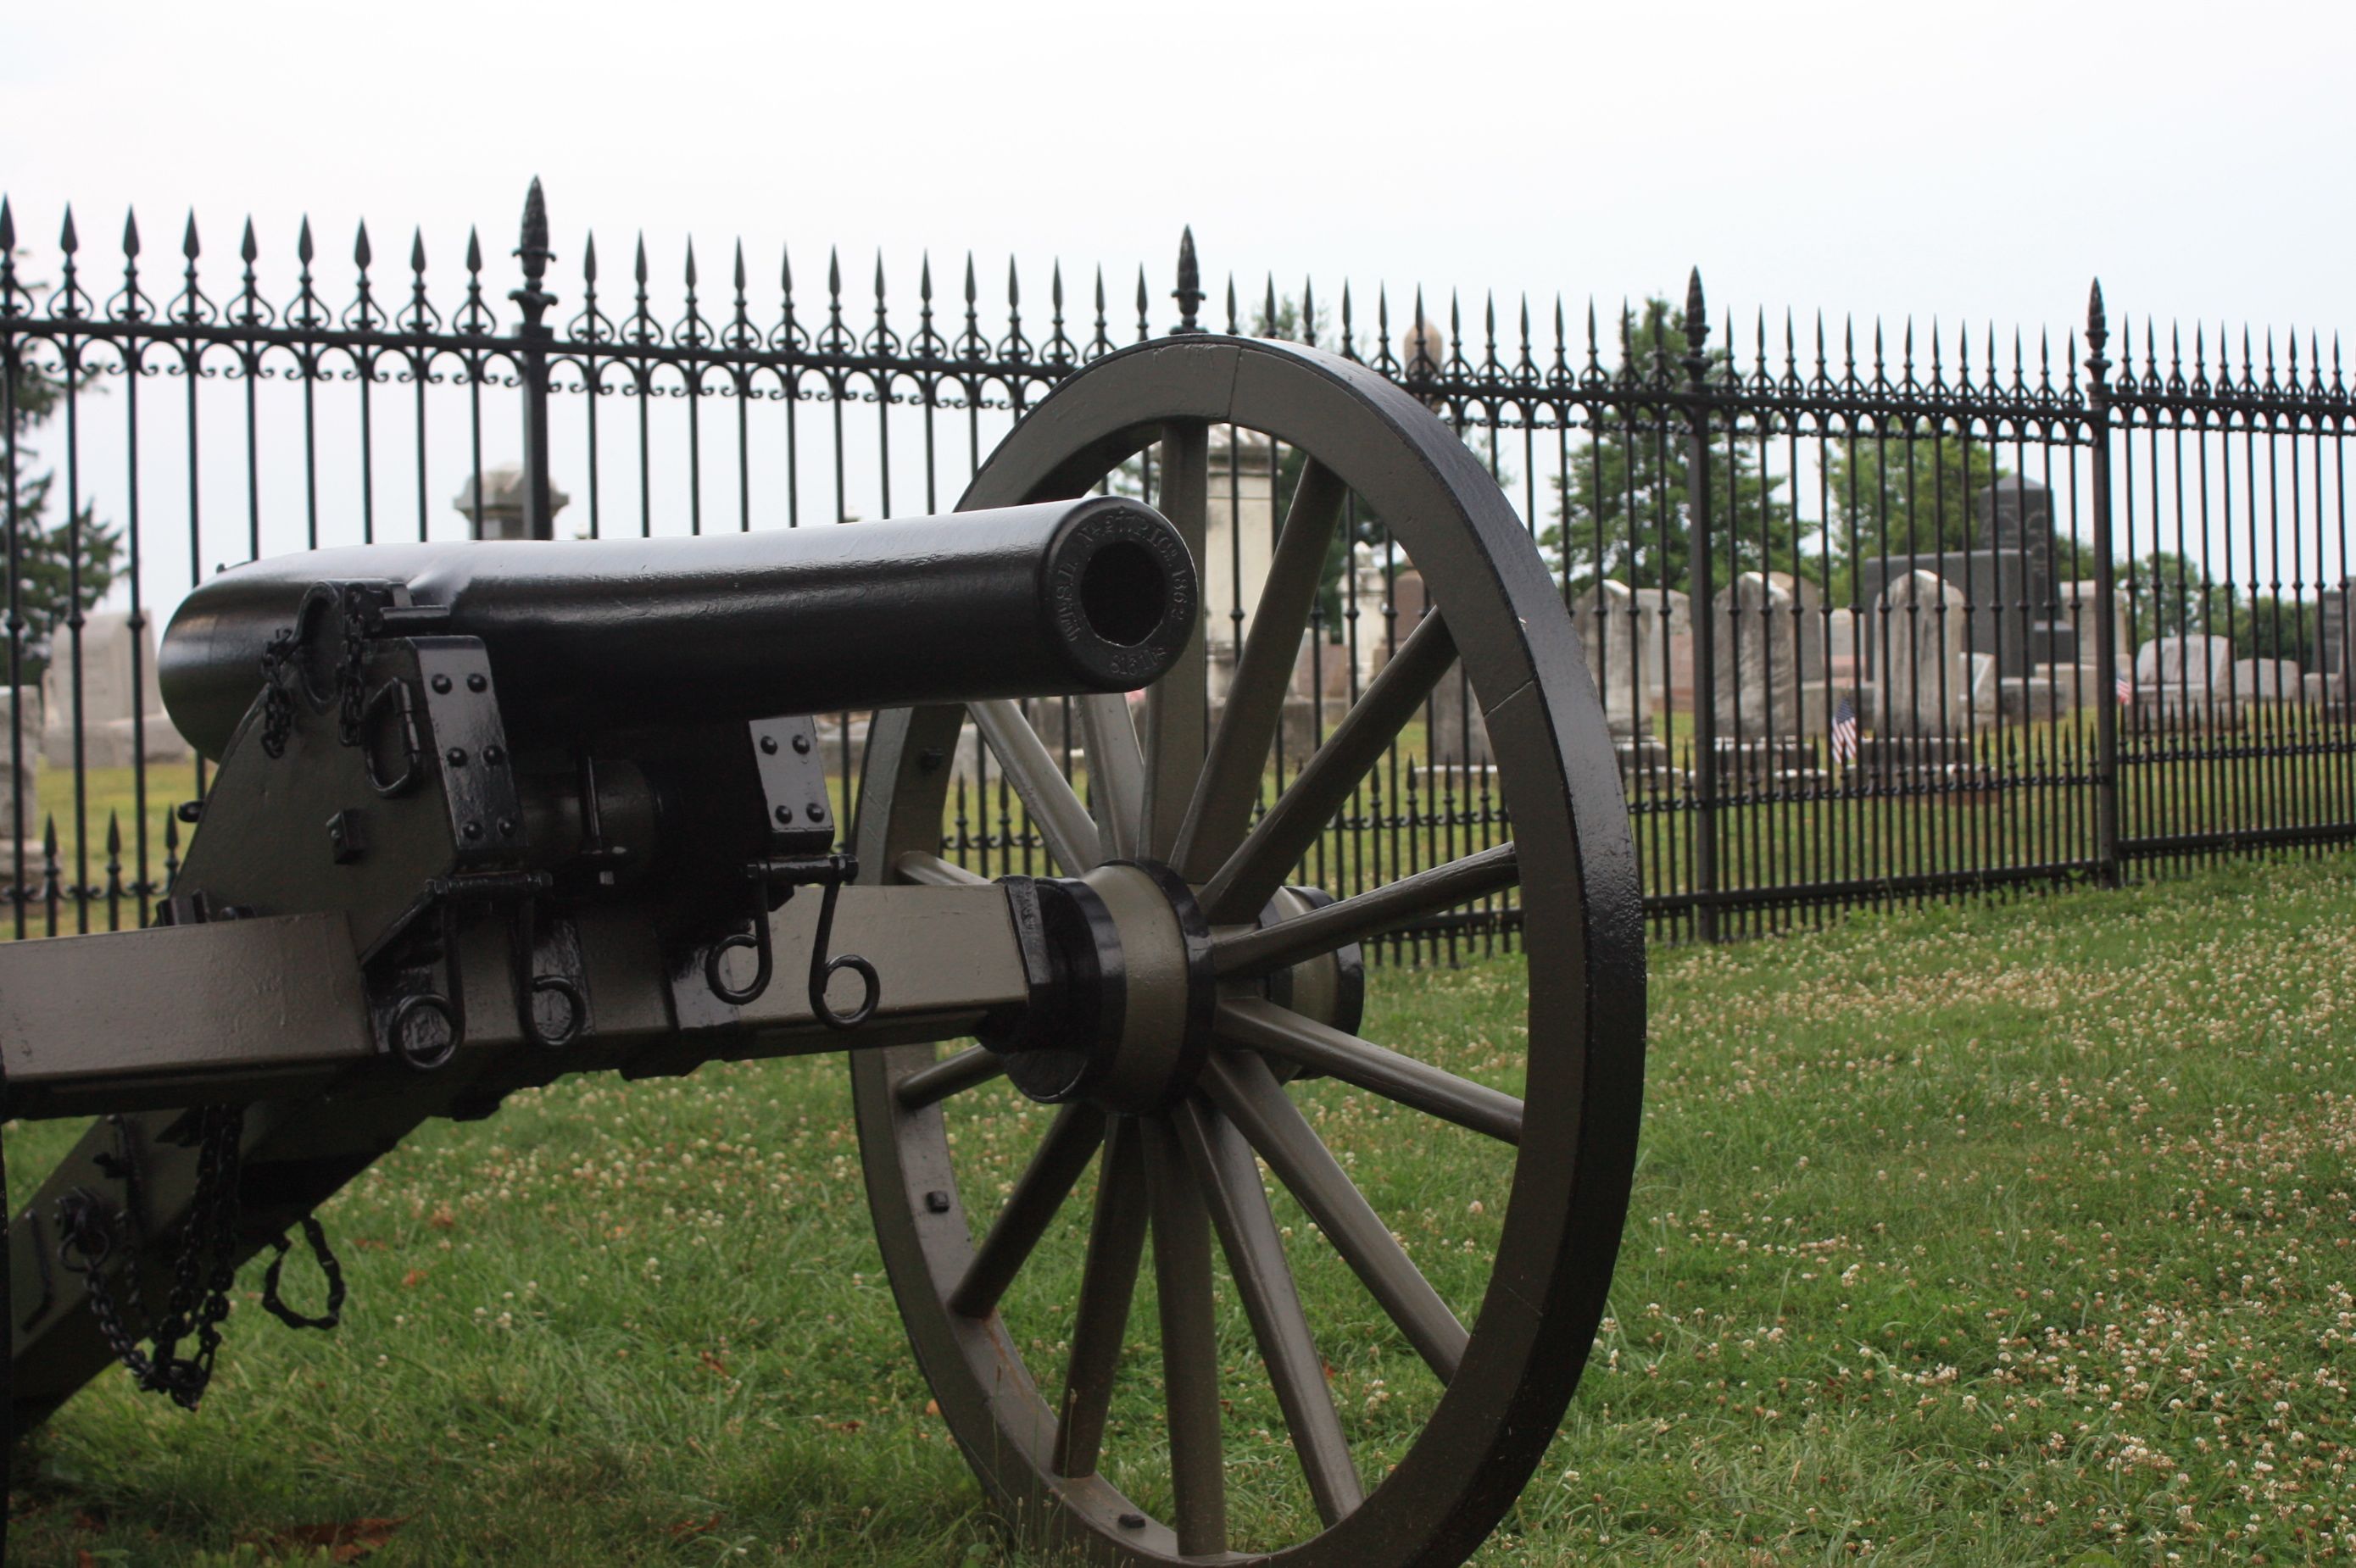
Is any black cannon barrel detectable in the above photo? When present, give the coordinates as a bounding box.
[162,497,1196,759]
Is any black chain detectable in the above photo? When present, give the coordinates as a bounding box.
[260,1215,346,1332]
[255,585,377,761]
[332,588,373,748]
[257,627,298,760]
[54,1105,247,1410]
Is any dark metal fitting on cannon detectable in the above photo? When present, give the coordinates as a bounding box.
[704,853,878,1031]
[380,870,588,1070]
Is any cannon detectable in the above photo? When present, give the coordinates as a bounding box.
[3,336,1645,1566]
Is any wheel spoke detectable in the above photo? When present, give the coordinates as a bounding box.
[1215,997,1522,1145]
[1077,692,1146,862]
[1213,842,1519,980]
[1142,420,1211,860]
[1172,458,1348,882]
[894,1044,1005,1109]
[949,1102,1106,1318]
[971,699,1101,876]
[1201,1050,1468,1384]
[1141,1109,1227,1558]
[1053,1115,1150,1480]
[892,849,989,887]
[1199,610,1457,923]
[1172,1094,1364,1526]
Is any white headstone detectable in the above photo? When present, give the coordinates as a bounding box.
[1712,570,1826,738]
[1871,570,1970,736]
[1630,587,1690,703]
[2056,580,2130,670]
[2135,634,2237,723]
[2230,658,2298,702]
[1,687,39,854]
[42,612,194,769]
[1569,580,1655,737]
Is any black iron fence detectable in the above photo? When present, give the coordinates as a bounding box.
[3,181,2350,954]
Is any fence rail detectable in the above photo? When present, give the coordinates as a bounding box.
[3,179,2351,956]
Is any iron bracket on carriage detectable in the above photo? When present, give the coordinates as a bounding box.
[3,335,1646,1568]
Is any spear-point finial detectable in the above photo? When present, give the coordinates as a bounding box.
[734,239,746,292]
[827,246,840,299]
[518,176,550,264]
[0,197,14,252]
[240,216,258,264]
[294,214,311,266]
[583,231,599,283]
[2083,278,2110,383]
[409,227,426,274]
[465,225,482,274]
[125,209,142,259]
[1172,225,1203,333]
[1006,254,1019,307]
[511,181,558,319]
[683,238,698,289]
[1682,266,1707,352]
[354,220,371,270]
[633,232,648,287]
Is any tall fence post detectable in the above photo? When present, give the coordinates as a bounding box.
[2084,279,2121,888]
[511,177,557,541]
[1681,268,1720,941]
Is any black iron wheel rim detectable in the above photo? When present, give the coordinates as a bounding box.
[852,335,1646,1566]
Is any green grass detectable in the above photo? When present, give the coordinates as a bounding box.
[8,858,2356,1564]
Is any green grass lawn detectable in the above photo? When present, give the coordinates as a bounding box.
[8,856,2355,1564]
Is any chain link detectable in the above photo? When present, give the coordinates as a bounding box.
[54,1105,247,1410]
[254,585,377,762]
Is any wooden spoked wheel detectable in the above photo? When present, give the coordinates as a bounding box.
[851,336,1645,1565]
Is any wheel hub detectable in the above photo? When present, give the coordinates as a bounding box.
[977,863,1360,1110]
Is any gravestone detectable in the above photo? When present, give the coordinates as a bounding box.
[1712,570,1825,741]
[2055,580,2130,671]
[1568,581,1655,737]
[2134,635,2237,725]
[1,687,39,860]
[1630,587,1690,706]
[1871,570,1969,736]
[2230,659,2298,703]
[41,611,193,769]
[2320,580,2353,678]
[1856,548,2067,680]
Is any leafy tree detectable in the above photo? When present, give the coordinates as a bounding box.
[6,349,123,687]
[1543,296,1796,597]
[2121,551,2208,648]
[2227,593,2320,665]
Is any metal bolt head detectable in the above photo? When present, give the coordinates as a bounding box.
[431,673,453,694]
[445,748,467,767]
[1117,1513,1147,1530]
[791,731,813,755]
[497,818,515,838]
[483,745,505,766]
[466,672,488,693]
[774,804,794,825]
[807,801,826,821]
[462,821,482,840]
[922,1189,951,1214]
[760,734,779,754]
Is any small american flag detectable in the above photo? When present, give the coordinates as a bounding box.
[1830,695,1858,765]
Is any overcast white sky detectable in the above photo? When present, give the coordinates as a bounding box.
[4,0,2353,621]
[8,0,2351,345]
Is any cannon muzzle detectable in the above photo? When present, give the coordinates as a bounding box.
[162,497,1196,759]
